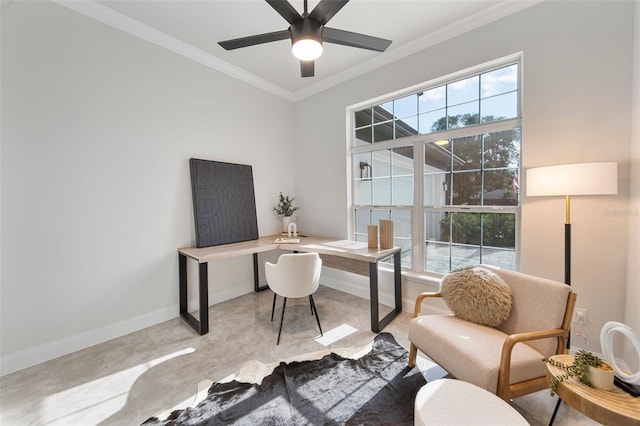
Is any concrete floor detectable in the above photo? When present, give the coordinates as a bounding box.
[0,285,598,425]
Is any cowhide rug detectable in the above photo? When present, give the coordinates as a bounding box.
[143,332,425,425]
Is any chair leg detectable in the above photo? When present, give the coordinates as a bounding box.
[408,343,417,368]
[309,295,323,336]
[271,293,277,322]
[277,297,287,345]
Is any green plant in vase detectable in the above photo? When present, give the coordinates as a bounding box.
[273,192,299,217]
[543,350,614,396]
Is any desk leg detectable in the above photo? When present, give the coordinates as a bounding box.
[370,262,380,333]
[179,254,209,335]
[254,253,268,292]
[370,251,402,333]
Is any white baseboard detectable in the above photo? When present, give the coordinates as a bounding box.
[0,306,176,377]
[1,274,443,377]
[0,285,255,377]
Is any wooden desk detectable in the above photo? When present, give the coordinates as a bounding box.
[546,354,640,425]
[178,235,402,336]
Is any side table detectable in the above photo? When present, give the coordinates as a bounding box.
[546,354,640,425]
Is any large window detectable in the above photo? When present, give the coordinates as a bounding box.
[350,59,521,274]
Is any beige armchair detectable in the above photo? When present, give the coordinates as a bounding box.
[408,265,577,401]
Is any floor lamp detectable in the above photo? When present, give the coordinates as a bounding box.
[526,161,617,425]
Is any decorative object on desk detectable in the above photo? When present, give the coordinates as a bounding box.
[142,333,424,425]
[273,192,299,233]
[368,225,378,248]
[601,321,640,386]
[379,219,394,249]
[189,159,258,248]
[287,222,298,237]
[543,350,614,395]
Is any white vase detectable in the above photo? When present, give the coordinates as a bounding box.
[589,364,614,391]
[282,216,292,233]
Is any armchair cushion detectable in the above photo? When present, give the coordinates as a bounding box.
[408,315,547,394]
[440,266,512,327]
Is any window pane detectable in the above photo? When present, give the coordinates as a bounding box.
[424,173,448,206]
[391,209,412,268]
[481,92,517,122]
[373,178,391,205]
[394,116,418,138]
[394,94,418,119]
[424,140,450,206]
[483,169,519,206]
[372,150,390,177]
[482,213,516,270]
[355,108,372,128]
[425,211,450,273]
[373,122,393,142]
[452,135,481,171]
[419,109,447,134]
[452,171,481,205]
[392,147,414,205]
[373,102,394,123]
[355,127,372,145]
[447,75,479,105]
[419,86,446,113]
[450,212,481,270]
[447,102,479,128]
[353,153,372,205]
[354,208,371,235]
[483,129,521,168]
[481,64,517,98]
[354,180,372,205]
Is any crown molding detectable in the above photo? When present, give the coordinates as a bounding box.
[290,0,544,101]
[52,0,543,103]
[52,0,296,101]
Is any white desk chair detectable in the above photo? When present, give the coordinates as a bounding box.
[265,252,323,345]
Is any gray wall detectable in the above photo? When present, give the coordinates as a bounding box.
[1,1,295,373]
[293,1,636,355]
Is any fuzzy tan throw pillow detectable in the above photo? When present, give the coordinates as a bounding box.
[440,266,512,327]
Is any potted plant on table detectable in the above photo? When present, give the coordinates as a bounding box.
[273,192,299,233]
[543,350,615,395]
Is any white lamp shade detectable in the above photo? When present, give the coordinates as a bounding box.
[526,162,618,197]
[292,39,323,61]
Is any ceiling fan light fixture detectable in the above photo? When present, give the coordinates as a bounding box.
[290,18,323,61]
[292,38,323,60]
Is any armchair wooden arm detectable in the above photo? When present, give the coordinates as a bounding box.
[496,328,570,399]
[412,291,442,317]
[495,291,577,400]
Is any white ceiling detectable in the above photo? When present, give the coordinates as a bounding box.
[57,0,540,101]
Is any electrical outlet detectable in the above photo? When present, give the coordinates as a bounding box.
[574,308,587,325]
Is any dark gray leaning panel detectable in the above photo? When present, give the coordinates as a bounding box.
[189,158,258,248]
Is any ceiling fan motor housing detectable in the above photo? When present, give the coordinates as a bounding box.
[290,18,323,46]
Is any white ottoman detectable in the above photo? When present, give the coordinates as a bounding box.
[414,379,529,426]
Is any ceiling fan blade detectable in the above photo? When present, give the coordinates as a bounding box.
[300,60,314,77]
[309,0,349,26]
[266,0,302,24]
[322,27,392,52]
[218,30,290,50]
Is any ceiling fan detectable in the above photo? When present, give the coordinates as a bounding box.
[218,0,392,78]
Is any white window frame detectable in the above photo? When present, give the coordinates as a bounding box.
[347,54,522,276]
